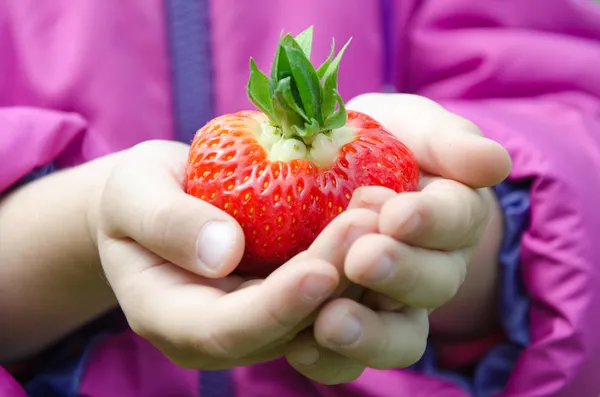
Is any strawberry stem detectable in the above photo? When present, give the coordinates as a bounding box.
[247,26,352,144]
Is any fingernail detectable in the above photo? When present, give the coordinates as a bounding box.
[301,275,336,303]
[365,255,394,283]
[329,315,362,347]
[293,346,320,367]
[196,221,236,273]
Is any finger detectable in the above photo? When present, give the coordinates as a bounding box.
[360,289,403,312]
[99,234,230,365]
[101,232,341,366]
[306,208,379,267]
[100,140,245,278]
[313,298,428,370]
[379,178,490,251]
[176,264,338,361]
[303,208,379,295]
[347,186,397,213]
[286,330,366,385]
[346,93,511,188]
[345,234,467,308]
[204,258,342,359]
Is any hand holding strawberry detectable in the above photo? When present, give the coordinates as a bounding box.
[179,27,511,385]
[285,93,512,384]
[95,27,511,387]
[95,140,384,371]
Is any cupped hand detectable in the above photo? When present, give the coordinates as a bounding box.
[285,93,511,384]
[93,140,379,371]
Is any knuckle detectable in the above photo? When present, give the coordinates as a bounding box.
[201,329,247,361]
[451,115,483,137]
[262,302,299,333]
[389,255,420,302]
[141,201,179,251]
[411,197,434,234]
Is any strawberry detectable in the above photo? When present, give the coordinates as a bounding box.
[184,27,419,277]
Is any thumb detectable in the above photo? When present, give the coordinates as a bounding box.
[100,140,245,278]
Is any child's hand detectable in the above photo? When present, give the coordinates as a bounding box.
[284,93,512,384]
[92,140,376,370]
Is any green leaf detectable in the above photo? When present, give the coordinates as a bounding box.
[272,39,292,81]
[273,77,309,123]
[322,89,347,130]
[316,39,335,80]
[321,38,351,118]
[272,90,304,138]
[272,77,308,137]
[282,45,323,122]
[247,58,275,120]
[246,27,354,143]
[270,34,291,83]
[294,26,313,59]
[270,45,280,82]
[272,93,292,137]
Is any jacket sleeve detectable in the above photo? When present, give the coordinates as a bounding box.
[0,107,87,193]
[401,1,600,396]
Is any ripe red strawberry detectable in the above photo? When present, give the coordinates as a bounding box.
[184,27,419,277]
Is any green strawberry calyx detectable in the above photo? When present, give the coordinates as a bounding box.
[247,26,353,164]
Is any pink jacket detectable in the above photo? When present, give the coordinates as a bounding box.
[2,0,600,396]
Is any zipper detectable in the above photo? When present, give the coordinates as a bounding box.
[164,5,234,397]
[164,0,215,145]
[380,0,396,92]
